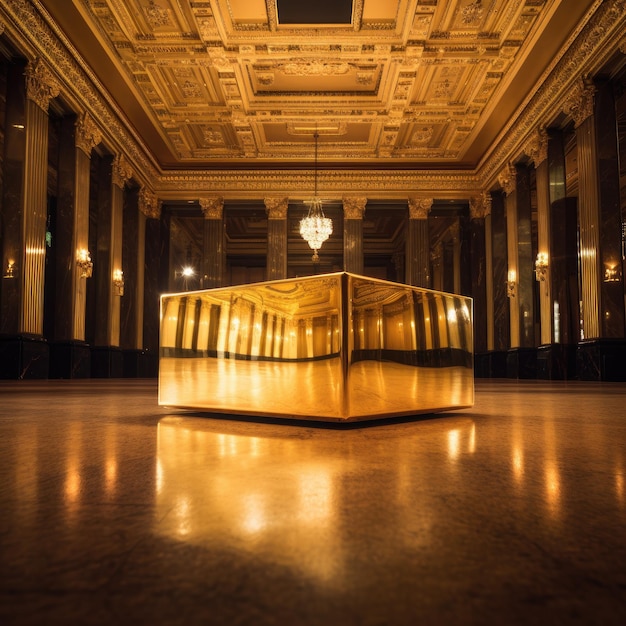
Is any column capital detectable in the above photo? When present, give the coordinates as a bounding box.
[498,163,516,196]
[524,126,548,167]
[342,196,367,219]
[408,197,432,219]
[264,196,288,219]
[25,58,60,112]
[200,196,224,219]
[112,154,134,188]
[139,187,161,219]
[470,192,491,219]
[75,112,102,156]
[563,76,595,128]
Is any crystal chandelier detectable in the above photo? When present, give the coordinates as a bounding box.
[299,131,332,262]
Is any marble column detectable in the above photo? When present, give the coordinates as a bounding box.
[489,189,510,377]
[343,196,366,275]
[469,194,490,372]
[49,112,102,378]
[500,163,536,378]
[142,190,163,375]
[564,77,625,380]
[0,59,58,378]
[121,186,139,358]
[265,196,288,280]
[406,197,432,288]
[200,196,225,288]
[92,154,133,377]
[531,127,578,379]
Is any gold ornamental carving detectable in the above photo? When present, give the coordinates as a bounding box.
[75,112,102,156]
[199,196,224,219]
[264,196,289,219]
[524,127,548,167]
[343,196,367,219]
[562,77,595,128]
[139,187,161,219]
[469,193,491,220]
[408,197,432,220]
[25,58,60,112]
[498,164,516,196]
[112,154,134,189]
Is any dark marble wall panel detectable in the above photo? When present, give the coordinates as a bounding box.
[343,219,363,275]
[469,217,487,352]
[266,217,286,280]
[406,218,430,288]
[90,154,113,347]
[550,197,579,345]
[515,164,536,348]
[52,114,77,341]
[203,217,225,287]
[594,79,624,338]
[0,60,27,334]
[143,215,168,354]
[120,186,139,350]
[490,191,509,351]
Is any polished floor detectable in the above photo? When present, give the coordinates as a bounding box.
[1,379,625,625]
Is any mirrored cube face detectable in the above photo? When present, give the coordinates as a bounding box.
[158,273,474,422]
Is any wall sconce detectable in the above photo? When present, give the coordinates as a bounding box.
[113,269,125,296]
[535,252,549,282]
[603,265,621,283]
[76,248,93,278]
[506,270,516,298]
[3,259,15,279]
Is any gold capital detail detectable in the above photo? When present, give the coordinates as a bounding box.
[139,187,161,219]
[343,196,367,219]
[264,196,288,219]
[75,112,102,155]
[408,197,432,219]
[25,59,60,112]
[524,127,548,166]
[469,193,491,219]
[112,154,134,188]
[498,164,516,196]
[563,76,595,128]
[200,196,224,219]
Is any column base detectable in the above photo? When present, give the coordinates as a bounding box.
[0,334,49,379]
[536,344,577,380]
[123,349,158,378]
[506,348,537,379]
[91,346,124,378]
[49,340,91,379]
[577,339,626,381]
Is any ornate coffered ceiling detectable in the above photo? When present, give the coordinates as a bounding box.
[36,0,600,170]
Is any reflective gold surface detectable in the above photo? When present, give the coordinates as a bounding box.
[1,379,625,624]
[159,273,474,420]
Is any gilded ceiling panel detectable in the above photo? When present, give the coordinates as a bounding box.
[49,0,592,165]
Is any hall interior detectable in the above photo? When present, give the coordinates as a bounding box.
[0,1,625,381]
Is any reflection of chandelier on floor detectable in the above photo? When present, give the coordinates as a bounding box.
[299,131,332,263]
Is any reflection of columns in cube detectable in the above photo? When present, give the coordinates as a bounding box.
[159,273,474,422]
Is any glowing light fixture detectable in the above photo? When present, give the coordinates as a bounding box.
[76,248,93,278]
[535,252,548,282]
[113,269,125,296]
[4,259,15,279]
[506,270,516,298]
[299,131,332,263]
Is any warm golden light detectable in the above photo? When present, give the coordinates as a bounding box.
[113,268,124,296]
[76,248,93,278]
[535,252,549,282]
